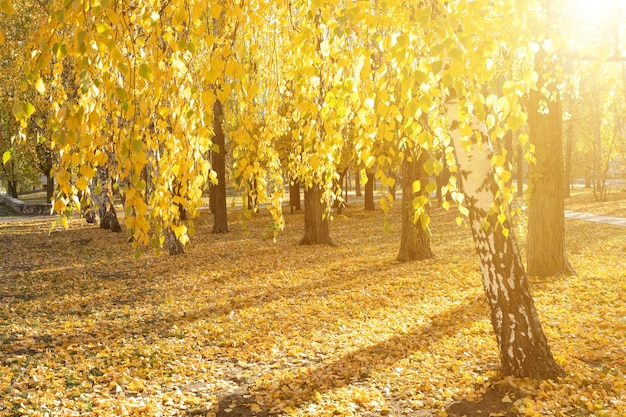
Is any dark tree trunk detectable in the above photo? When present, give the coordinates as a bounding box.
[299,182,332,245]
[7,180,18,198]
[447,97,564,380]
[364,170,375,210]
[247,178,258,211]
[101,208,121,232]
[166,227,185,255]
[45,173,54,202]
[397,149,433,262]
[211,100,229,234]
[354,171,362,197]
[527,68,575,277]
[289,178,301,214]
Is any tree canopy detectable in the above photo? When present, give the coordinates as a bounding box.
[0,0,622,250]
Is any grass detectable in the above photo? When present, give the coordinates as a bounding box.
[0,187,625,416]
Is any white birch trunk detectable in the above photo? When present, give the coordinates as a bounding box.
[446,98,564,379]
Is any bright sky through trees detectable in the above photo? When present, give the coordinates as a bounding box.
[570,0,623,26]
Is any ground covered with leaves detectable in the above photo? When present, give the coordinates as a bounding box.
[1,188,625,416]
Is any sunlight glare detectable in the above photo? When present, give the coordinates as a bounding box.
[571,0,623,26]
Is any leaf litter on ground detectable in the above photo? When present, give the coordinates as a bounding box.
[0,187,625,416]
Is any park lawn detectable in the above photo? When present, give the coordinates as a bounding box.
[0,194,625,417]
[565,186,626,217]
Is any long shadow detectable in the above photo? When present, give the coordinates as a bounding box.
[1,225,411,359]
[214,294,488,416]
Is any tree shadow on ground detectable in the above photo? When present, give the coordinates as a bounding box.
[211,294,490,416]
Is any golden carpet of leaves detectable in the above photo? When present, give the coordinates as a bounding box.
[1,189,625,417]
[565,186,626,217]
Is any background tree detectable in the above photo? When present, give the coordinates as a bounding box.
[396,147,433,262]
[527,50,576,277]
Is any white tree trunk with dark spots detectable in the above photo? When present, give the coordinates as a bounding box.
[447,100,564,379]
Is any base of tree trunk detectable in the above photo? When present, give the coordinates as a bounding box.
[396,243,432,262]
[84,210,97,224]
[8,181,18,198]
[397,151,433,262]
[300,183,334,246]
[212,223,229,234]
[364,171,375,211]
[166,227,185,255]
[100,209,121,232]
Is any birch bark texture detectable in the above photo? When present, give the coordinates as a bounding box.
[446,99,564,379]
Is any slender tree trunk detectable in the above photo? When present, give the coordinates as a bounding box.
[334,169,347,213]
[504,130,513,189]
[564,121,573,198]
[211,100,229,234]
[344,172,349,203]
[435,151,451,207]
[447,97,564,379]
[516,142,524,197]
[289,177,301,214]
[7,179,18,198]
[247,178,258,211]
[527,68,575,277]
[592,89,607,202]
[300,182,332,245]
[397,149,433,262]
[388,169,397,200]
[45,172,54,202]
[364,170,375,210]
[354,171,362,197]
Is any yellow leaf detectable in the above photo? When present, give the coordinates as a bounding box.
[34,78,45,94]
[0,0,14,15]
[172,58,188,75]
[210,3,223,19]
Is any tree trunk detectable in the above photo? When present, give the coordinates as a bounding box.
[354,171,362,197]
[435,150,451,207]
[92,165,121,232]
[45,172,54,202]
[447,97,564,379]
[7,179,18,198]
[334,169,347,213]
[388,169,397,200]
[289,177,301,214]
[247,178,258,211]
[299,182,332,245]
[397,149,433,262]
[364,170,375,210]
[591,88,606,202]
[211,100,229,234]
[504,130,513,189]
[564,121,573,198]
[516,142,524,197]
[527,71,575,277]
[166,227,184,255]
